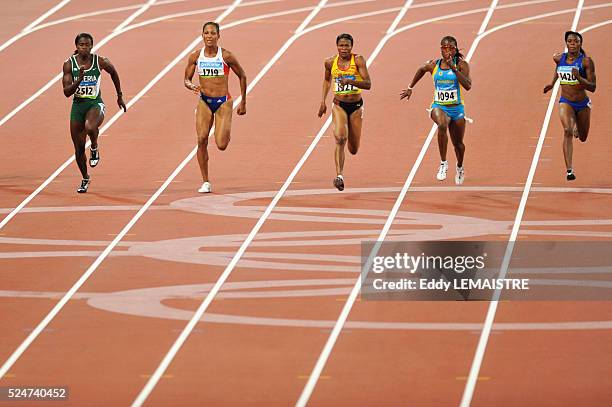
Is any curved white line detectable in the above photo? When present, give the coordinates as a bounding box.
[0,0,467,230]
[580,18,612,33]
[0,0,71,53]
[0,0,245,383]
[300,1,612,406]
[0,0,201,53]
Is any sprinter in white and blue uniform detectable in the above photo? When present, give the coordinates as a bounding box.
[400,36,472,184]
[184,22,247,193]
[544,31,596,181]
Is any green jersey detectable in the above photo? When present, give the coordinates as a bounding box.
[70,53,102,100]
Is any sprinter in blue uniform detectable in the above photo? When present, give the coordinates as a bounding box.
[400,36,472,184]
[544,31,596,181]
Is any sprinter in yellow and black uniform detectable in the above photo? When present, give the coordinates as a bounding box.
[318,33,371,191]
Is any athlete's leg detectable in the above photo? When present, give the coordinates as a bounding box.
[559,103,578,170]
[347,106,363,155]
[84,103,105,149]
[576,106,591,143]
[70,120,88,178]
[448,118,466,167]
[213,98,233,151]
[431,108,451,161]
[332,104,349,176]
[196,100,214,182]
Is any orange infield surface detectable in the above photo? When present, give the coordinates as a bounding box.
[1,0,611,406]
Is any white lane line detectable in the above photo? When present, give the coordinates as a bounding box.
[0,0,203,53]
[0,0,283,129]
[0,0,245,382]
[0,0,158,129]
[460,3,587,405]
[113,0,157,32]
[0,0,301,231]
[386,0,413,34]
[580,18,612,33]
[23,0,71,32]
[0,0,71,52]
[0,0,466,234]
[295,2,504,404]
[130,2,349,403]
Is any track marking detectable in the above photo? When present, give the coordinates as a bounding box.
[300,3,611,405]
[0,0,401,231]
[0,0,527,235]
[129,2,339,404]
[0,0,312,231]
[0,0,602,394]
[460,2,586,406]
[0,0,245,382]
[295,2,501,405]
[0,0,206,53]
[0,0,157,129]
[0,0,71,52]
[0,0,282,129]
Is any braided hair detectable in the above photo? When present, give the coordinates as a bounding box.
[441,35,464,65]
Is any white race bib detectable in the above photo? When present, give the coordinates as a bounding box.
[557,66,579,85]
[199,61,224,78]
[434,89,458,104]
[75,85,97,98]
[334,76,358,94]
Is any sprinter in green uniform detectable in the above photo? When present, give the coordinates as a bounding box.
[62,33,126,193]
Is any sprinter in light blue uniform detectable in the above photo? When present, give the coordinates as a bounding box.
[544,31,596,181]
[400,36,472,185]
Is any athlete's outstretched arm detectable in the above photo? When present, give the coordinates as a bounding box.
[225,50,247,115]
[573,56,596,92]
[62,60,83,97]
[318,58,333,117]
[340,55,371,90]
[544,53,561,93]
[183,50,201,94]
[100,56,126,112]
[400,60,435,100]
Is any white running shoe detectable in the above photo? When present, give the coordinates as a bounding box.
[455,166,465,185]
[198,181,212,193]
[436,161,448,181]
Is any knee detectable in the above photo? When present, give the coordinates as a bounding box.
[84,123,98,135]
[437,122,448,132]
[348,144,359,155]
[579,134,588,143]
[335,135,347,146]
[563,129,573,139]
[217,142,228,151]
[197,136,208,149]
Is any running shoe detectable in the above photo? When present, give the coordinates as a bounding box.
[566,169,576,181]
[89,146,100,167]
[198,181,212,193]
[436,161,448,181]
[333,175,344,191]
[77,177,90,193]
[455,166,465,185]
